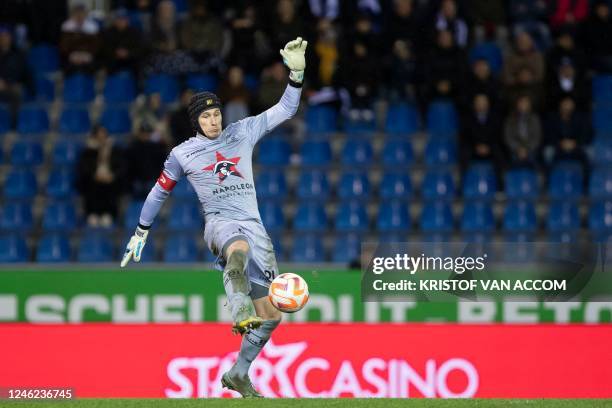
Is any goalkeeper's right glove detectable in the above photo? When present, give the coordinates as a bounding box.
[120,225,149,267]
[280,36,308,84]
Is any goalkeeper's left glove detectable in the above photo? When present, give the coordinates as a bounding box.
[280,36,308,84]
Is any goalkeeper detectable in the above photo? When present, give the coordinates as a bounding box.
[120,37,307,397]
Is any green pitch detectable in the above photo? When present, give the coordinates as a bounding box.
[1,399,611,408]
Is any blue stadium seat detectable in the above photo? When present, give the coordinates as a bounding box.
[381,139,414,168]
[42,201,77,232]
[462,162,497,200]
[588,200,612,234]
[52,140,82,166]
[549,161,583,200]
[123,200,144,226]
[503,201,537,232]
[100,108,131,134]
[36,234,71,262]
[163,234,199,263]
[420,201,454,232]
[380,171,413,199]
[590,167,612,198]
[338,171,371,200]
[300,140,332,166]
[0,202,33,231]
[335,201,369,232]
[332,233,362,263]
[78,234,114,262]
[505,168,539,200]
[16,106,49,134]
[145,74,179,103]
[24,76,55,103]
[291,234,325,262]
[0,236,29,262]
[592,137,612,166]
[594,106,612,135]
[293,202,327,232]
[186,73,218,92]
[424,138,457,166]
[257,138,291,166]
[258,200,285,231]
[305,105,337,134]
[461,201,495,232]
[345,118,376,135]
[426,100,458,135]
[256,172,287,199]
[422,169,455,200]
[59,108,91,134]
[11,141,44,166]
[593,75,612,104]
[104,71,137,104]
[172,179,197,201]
[63,74,96,104]
[377,200,410,232]
[27,44,59,74]
[46,168,75,198]
[341,139,373,166]
[297,170,330,200]
[4,169,37,200]
[167,202,202,231]
[547,201,580,232]
[469,42,503,74]
[0,105,10,134]
[385,103,419,135]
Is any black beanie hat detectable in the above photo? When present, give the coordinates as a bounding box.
[188,91,222,135]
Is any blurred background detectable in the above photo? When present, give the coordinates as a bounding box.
[0,0,611,266]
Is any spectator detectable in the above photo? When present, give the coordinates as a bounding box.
[466,0,506,42]
[460,93,506,179]
[218,65,251,124]
[257,62,287,112]
[126,123,169,199]
[461,58,501,111]
[227,4,266,74]
[169,88,194,145]
[502,31,545,87]
[546,29,587,78]
[348,13,382,56]
[59,3,100,74]
[582,0,612,72]
[508,0,551,50]
[305,18,339,91]
[385,0,420,53]
[545,96,589,170]
[504,66,545,112]
[384,39,418,102]
[423,29,467,105]
[504,95,542,166]
[0,26,31,120]
[132,93,169,142]
[434,0,469,48]
[179,0,227,73]
[100,8,146,75]
[147,0,181,73]
[76,125,125,227]
[340,41,380,121]
[545,58,590,112]
[549,0,589,31]
[269,0,305,55]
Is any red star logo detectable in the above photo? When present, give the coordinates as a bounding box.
[203,151,243,183]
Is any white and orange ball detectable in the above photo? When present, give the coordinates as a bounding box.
[268,273,309,313]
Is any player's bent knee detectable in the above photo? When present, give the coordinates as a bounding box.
[225,240,250,258]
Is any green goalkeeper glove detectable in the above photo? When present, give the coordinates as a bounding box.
[120,225,149,267]
[280,36,308,84]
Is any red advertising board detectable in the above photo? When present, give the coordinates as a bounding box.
[0,324,610,398]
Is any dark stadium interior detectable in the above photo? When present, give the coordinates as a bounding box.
[1,0,612,264]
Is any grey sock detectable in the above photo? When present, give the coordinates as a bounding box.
[230,319,280,378]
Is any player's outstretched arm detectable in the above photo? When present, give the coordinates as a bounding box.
[120,150,183,267]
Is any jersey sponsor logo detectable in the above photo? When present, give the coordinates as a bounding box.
[157,171,177,191]
[203,151,243,183]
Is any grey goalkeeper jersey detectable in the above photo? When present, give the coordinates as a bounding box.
[138,84,301,227]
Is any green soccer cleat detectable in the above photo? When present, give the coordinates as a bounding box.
[229,294,262,335]
[221,371,263,398]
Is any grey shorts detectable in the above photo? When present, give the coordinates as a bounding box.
[204,217,278,299]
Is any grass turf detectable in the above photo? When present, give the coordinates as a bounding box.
[1,399,611,408]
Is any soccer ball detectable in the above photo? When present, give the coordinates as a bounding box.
[268,273,309,313]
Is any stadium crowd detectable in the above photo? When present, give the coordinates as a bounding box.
[0,0,611,262]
